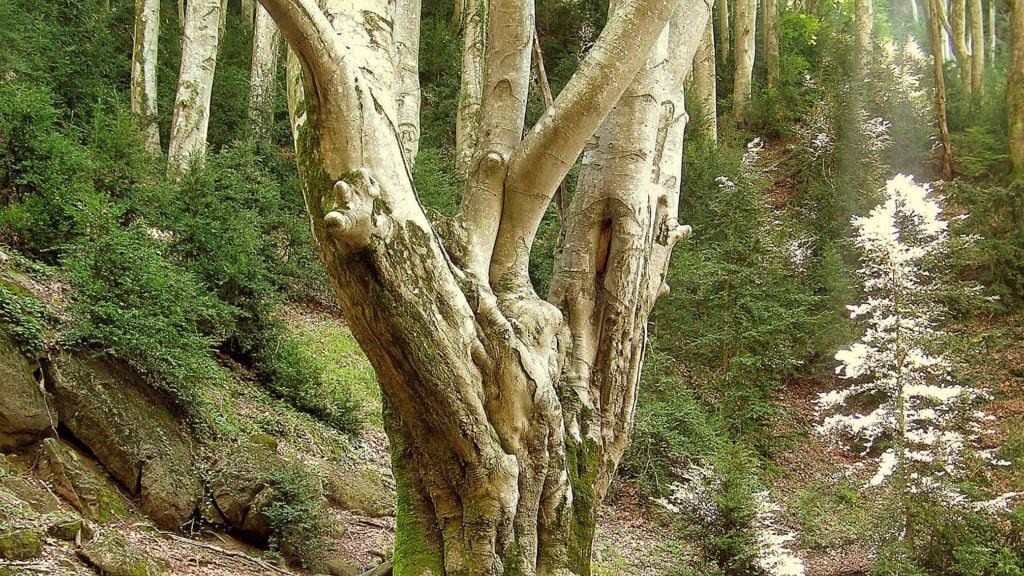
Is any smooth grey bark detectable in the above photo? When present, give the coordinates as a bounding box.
[718,0,730,64]
[455,0,486,174]
[256,0,709,574]
[167,0,222,175]
[988,0,997,62]
[248,3,282,141]
[131,0,161,154]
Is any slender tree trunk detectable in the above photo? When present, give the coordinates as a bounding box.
[693,17,718,141]
[733,0,756,124]
[131,0,161,154]
[1010,0,1024,177]
[219,0,229,36]
[927,0,955,179]
[167,0,221,175]
[988,0,997,62]
[455,0,486,174]
[241,0,255,26]
[969,0,985,99]
[763,0,779,90]
[950,0,974,92]
[718,0,731,65]
[257,0,710,574]
[177,0,186,30]
[911,0,920,23]
[248,3,281,141]
[854,0,874,79]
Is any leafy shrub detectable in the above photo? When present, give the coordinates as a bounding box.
[62,225,229,420]
[0,282,50,357]
[263,461,330,569]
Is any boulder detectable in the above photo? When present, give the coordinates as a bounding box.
[48,355,202,529]
[38,438,123,522]
[78,533,168,576]
[0,331,52,450]
[323,467,395,518]
[0,476,61,514]
[324,558,361,576]
[0,528,42,560]
[208,440,286,542]
[48,518,95,542]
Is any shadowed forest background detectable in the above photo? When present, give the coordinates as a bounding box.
[0,0,1023,575]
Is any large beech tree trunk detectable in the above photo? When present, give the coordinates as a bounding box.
[257,0,709,574]
[947,0,974,93]
[131,0,161,154]
[733,0,756,124]
[167,0,222,174]
[1011,0,1024,177]
[693,17,718,141]
[248,4,282,141]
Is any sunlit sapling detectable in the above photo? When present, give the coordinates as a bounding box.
[656,465,806,576]
[816,175,998,502]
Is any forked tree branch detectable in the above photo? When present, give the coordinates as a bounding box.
[254,0,345,91]
[489,0,683,291]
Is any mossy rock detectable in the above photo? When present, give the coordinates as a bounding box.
[0,331,52,451]
[48,355,202,529]
[0,476,61,514]
[207,440,287,542]
[38,438,124,523]
[0,528,42,560]
[323,466,395,518]
[78,533,168,576]
[48,517,94,542]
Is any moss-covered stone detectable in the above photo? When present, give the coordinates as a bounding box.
[0,528,42,560]
[0,476,61,514]
[78,533,168,576]
[48,517,94,542]
[322,466,394,518]
[39,438,125,523]
[0,330,52,451]
[48,355,202,529]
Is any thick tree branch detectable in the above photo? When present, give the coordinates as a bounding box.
[254,0,345,86]
[488,0,683,292]
[459,0,535,280]
[394,0,423,166]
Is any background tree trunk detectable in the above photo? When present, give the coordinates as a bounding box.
[988,0,997,62]
[854,0,873,78]
[257,0,710,573]
[968,0,985,100]
[241,0,255,26]
[927,0,955,179]
[763,0,779,90]
[167,0,221,175]
[131,0,161,154]
[248,3,281,141]
[1010,0,1024,177]
[718,0,731,65]
[733,0,756,124]
[693,17,718,141]
[950,0,974,94]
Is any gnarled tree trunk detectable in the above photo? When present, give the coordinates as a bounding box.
[733,0,756,124]
[167,0,222,174]
[249,4,282,141]
[131,0,161,154]
[256,0,710,574]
